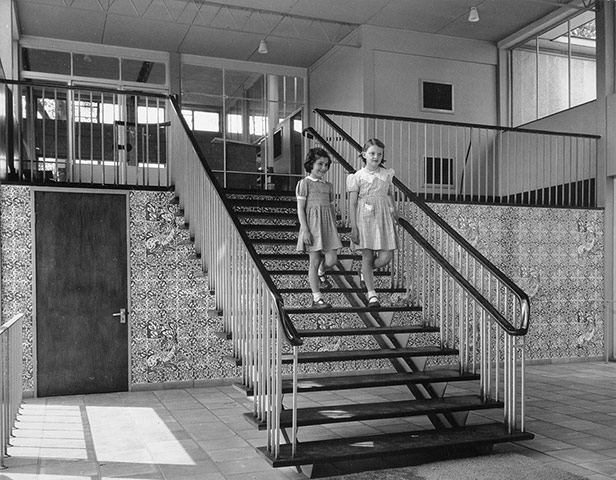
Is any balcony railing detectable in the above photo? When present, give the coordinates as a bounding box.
[1,80,170,187]
[313,109,600,208]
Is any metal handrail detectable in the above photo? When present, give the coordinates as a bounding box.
[0,313,24,469]
[305,124,530,336]
[168,96,302,347]
[0,78,168,100]
[315,107,600,140]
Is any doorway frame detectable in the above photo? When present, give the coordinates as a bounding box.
[31,186,131,397]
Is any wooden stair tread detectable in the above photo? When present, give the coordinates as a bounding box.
[279,287,405,294]
[236,212,298,219]
[228,198,297,208]
[224,188,294,197]
[256,423,534,467]
[245,395,503,429]
[222,325,436,341]
[251,238,352,246]
[269,269,389,276]
[283,346,458,364]
[236,369,481,396]
[260,253,359,260]
[237,211,343,221]
[286,304,421,314]
[244,224,351,233]
[297,325,438,337]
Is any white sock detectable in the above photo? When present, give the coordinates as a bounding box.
[313,292,322,302]
[367,290,377,299]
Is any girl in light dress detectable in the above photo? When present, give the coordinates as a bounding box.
[296,148,342,308]
[347,138,399,308]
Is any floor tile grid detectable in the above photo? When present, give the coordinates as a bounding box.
[5,362,616,479]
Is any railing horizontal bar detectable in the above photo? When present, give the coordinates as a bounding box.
[315,108,601,139]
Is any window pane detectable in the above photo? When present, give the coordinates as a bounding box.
[22,48,71,75]
[73,54,119,80]
[181,64,223,99]
[225,70,263,100]
[538,47,569,118]
[227,113,243,134]
[122,59,166,84]
[137,105,166,124]
[511,46,537,126]
[181,109,194,129]
[194,111,219,132]
[511,11,595,125]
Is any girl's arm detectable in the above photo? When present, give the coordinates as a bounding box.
[297,198,313,245]
[387,184,399,221]
[349,191,359,244]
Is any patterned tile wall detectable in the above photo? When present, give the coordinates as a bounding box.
[0,185,34,391]
[0,185,606,394]
[429,203,605,360]
[129,190,238,385]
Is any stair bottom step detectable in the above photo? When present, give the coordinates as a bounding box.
[256,423,534,467]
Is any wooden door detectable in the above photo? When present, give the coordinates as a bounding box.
[35,191,128,397]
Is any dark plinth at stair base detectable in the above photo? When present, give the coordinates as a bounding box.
[256,423,533,468]
[220,188,534,474]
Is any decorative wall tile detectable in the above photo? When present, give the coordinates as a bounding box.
[129,190,239,384]
[430,203,605,360]
[0,186,34,391]
[0,184,606,393]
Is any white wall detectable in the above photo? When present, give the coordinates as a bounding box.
[308,45,363,113]
[520,100,599,136]
[363,26,498,124]
[309,25,499,126]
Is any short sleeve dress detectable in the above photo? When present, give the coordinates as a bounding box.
[346,167,398,251]
[296,177,343,252]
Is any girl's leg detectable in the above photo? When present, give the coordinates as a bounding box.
[309,251,330,307]
[317,250,337,289]
[362,249,376,293]
[321,250,338,271]
[308,251,321,294]
[373,250,394,269]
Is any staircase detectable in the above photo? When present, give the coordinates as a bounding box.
[166,99,533,477]
[222,187,534,473]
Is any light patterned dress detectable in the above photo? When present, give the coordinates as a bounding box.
[296,177,342,252]
[347,167,398,251]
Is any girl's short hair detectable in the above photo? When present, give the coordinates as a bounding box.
[360,138,386,165]
[304,147,331,172]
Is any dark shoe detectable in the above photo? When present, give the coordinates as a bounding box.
[312,298,332,309]
[367,296,380,308]
[319,275,333,290]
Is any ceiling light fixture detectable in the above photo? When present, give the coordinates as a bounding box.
[468,7,480,22]
[258,40,268,54]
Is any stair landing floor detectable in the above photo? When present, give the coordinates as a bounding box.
[5,362,616,480]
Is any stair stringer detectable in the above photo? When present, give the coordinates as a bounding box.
[299,263,474,430]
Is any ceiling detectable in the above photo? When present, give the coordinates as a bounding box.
[14,0,591,68]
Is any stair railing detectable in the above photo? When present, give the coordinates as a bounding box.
[312,108,599,208]
[0,313,24,469]
[306,114,531,433]
[167,97,302,458]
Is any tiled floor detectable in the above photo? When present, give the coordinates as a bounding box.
[4,361,616,479]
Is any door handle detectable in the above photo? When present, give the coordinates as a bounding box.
[112,308,128,324]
